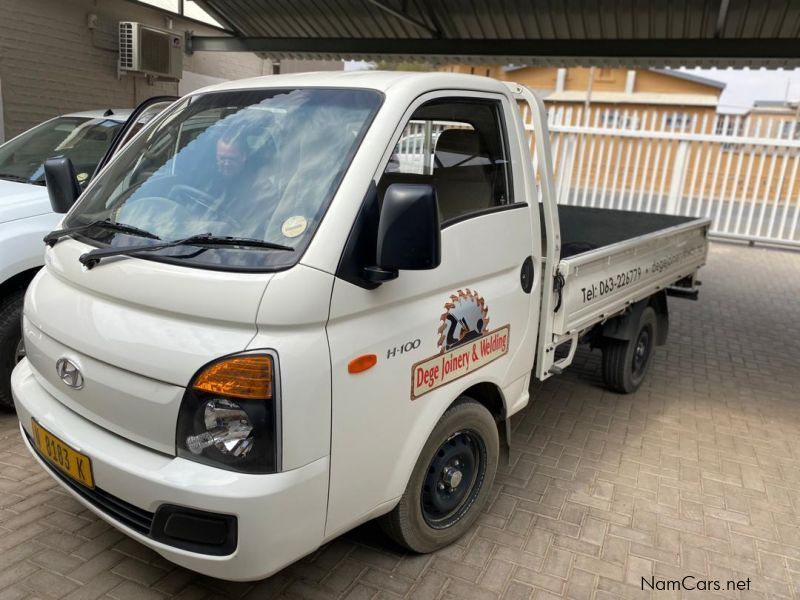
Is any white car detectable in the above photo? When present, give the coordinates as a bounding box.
[12,72,708,581]
[0,100,174,409]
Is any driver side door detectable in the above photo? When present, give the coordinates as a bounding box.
[93,95,178,176]
[324,91,539,537]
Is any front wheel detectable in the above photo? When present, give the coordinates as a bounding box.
[602,306,658,394]
[0,288,26,410]
[380,398,498,553]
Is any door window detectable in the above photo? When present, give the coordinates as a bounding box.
[115,101,176,149]
[379,98,514,225]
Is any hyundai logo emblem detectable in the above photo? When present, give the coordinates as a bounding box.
[56,358,84,390]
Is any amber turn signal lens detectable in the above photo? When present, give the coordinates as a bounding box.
[348,354,377,374]
[193,356,273,399]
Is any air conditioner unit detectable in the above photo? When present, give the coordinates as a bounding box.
[118,22,183,80]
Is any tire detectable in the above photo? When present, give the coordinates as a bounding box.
[0,288,26,411]
[380,398,498,553]
[602,306,658,394]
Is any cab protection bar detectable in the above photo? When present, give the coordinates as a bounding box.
[503,83,567,380]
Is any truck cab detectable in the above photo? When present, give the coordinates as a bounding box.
[11,72,708,581]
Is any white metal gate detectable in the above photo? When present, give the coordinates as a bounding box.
[522,105,800,248]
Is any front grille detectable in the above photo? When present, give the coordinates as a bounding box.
[26,433,154,535]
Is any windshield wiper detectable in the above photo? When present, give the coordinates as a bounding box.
[44,219,160,247]
[79,233,294,270]
[0,173,31,184]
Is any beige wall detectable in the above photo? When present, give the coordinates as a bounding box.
[0,0,341,139]
[633,69,717,95]
[748,109,799,136]
[438,65,722,98]
[564,67,626,92]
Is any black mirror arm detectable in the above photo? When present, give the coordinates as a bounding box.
[362,266,398,283]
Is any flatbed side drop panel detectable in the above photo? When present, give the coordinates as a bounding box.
[554,218,710,337]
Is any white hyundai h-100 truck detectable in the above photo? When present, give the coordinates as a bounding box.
[0,100,174,409]
[12,72,708,580]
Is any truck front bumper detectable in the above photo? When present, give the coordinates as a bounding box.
[12,358,328,581]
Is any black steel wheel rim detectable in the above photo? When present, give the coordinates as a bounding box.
[421,429,487,529]
[631,326,652,380]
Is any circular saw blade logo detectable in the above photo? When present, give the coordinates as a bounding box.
[437,289,490,352]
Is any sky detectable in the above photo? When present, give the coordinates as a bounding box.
[686,68,800,113]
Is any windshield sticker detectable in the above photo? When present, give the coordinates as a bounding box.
[76,172,89,183]
[411,289,510,400]
[281,215,307,238]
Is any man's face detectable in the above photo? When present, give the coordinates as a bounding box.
[216,138,246,178]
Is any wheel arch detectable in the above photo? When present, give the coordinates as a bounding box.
[384,379,511,520]
[458,381,505,419]
[0,267,40,301]
[601,291,669,346]
[452,381,511,466]
[379,382,505,551]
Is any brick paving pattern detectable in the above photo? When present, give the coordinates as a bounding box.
[1,242,799,599]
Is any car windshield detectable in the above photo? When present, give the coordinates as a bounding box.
[0,116,124,187]
[66,88,383,271]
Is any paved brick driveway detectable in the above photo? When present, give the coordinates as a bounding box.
[1,242,799,599]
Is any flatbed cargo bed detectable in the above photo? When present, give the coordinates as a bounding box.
[540,204,710,339]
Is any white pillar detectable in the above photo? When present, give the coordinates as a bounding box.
[556,68,566,92]
[625,70,636,94]
[666,141,690,214]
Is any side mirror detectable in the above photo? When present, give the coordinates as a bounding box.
[44,157,81,214]
[364,183,441,283]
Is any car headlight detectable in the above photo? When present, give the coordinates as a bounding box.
[176,353,280,473]
[185,398,254,457]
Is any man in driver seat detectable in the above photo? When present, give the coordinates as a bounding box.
[179,124,280,240]
[210,131,249,202]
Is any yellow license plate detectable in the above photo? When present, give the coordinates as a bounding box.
[31,420,94,489]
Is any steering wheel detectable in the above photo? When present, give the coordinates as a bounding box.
[170,184,244,231]
[171,183,217,211]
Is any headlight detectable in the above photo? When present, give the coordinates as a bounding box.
[185,398,254,457]
[176,353,280,474]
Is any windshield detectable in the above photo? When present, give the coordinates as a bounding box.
[67,88,383,271]
[0,117,124,187]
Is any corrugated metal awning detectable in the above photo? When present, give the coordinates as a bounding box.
[190,0,800,67]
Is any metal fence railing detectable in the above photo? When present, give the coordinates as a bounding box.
[522,104,800,248]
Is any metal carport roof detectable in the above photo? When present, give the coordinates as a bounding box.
[190,0,800,67]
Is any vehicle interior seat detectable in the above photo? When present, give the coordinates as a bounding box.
[377,172,433,203]
[432,129,495,222]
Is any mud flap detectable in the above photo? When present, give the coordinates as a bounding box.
[499,417,512,467]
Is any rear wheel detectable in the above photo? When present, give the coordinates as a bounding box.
[602,306,657,394]
[380,398,498,553]
[0,289,25,410]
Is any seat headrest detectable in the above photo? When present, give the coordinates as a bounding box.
[434,129,488,168]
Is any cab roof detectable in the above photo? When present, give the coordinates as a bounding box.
[190,70,511,97]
